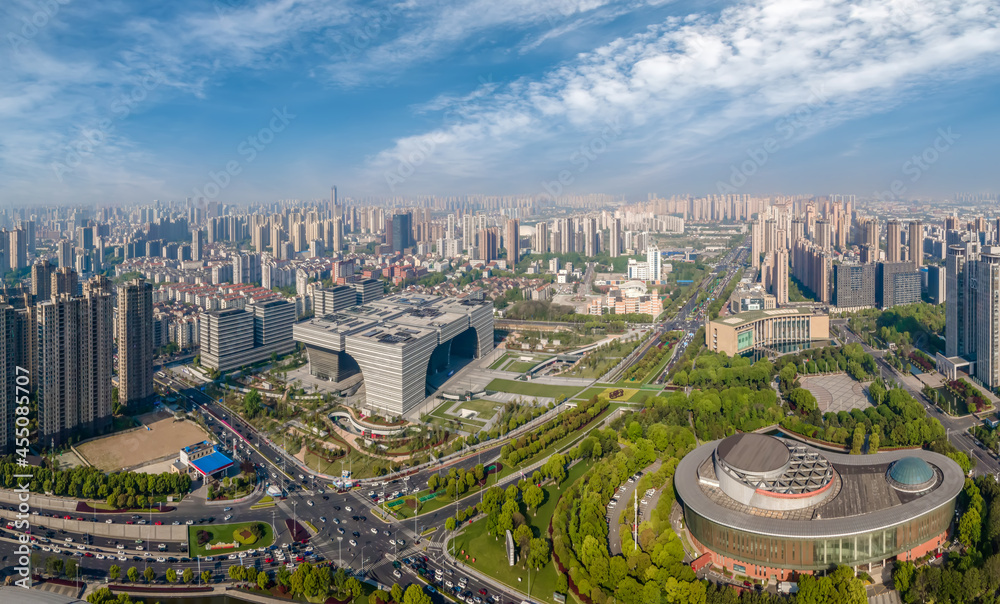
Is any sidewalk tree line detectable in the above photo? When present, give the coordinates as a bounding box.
[0,458,192,500]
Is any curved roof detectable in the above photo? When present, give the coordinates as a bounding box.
[716,433,789,474]
[889,457,935,486]
[675,438,964,539]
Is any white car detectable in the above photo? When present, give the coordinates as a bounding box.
[96,554,105,560]
[65,538,73,543]
[371,528,378,534]
[224,515,233,521]
[307,500,314,507]
[186,520,194,525]
[117,544,125,549]
[640,499,648,505]
[157,557,166,563]
[389,539,396,546]
[345,506,352,512]
[349,539,357,546]
[238,552,247,558]
[172,521,181,525]
[105,519,113,524]
[393,570,401,579]
[228,554,238,560]
[117,556,127,562]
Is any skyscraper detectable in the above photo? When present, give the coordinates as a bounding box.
[192,229,206,261]
[36,283,113,447]
[646,243,661,282]
[505,219,520,262]
[973,254,1000,389]
[117,278,154,408]
[609,217,622,258]
[886,220,902,263]
[909,221,922,267]
[388,211,413,253]
[946,245,970,358]
[58,239,74,268]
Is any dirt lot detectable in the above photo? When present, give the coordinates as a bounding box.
[76,411,210,472]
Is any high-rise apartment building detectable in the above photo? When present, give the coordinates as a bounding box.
[534,221,549,254]
[763,250,789,305]
[886,220,902,263]
[646,243,662,282]
[973,254,1000,389]
[946,244,972,358]
[31,261,54,302]
[0,305,20,454]
[58,239,74,268]
[505,219,520,262]
[609,218,622,258]
[52,266,78,297]
[36,284,113,447]
[192,229,206,261]
[909,221,923,267]
[117,278,154,408]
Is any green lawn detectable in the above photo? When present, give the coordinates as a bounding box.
[188,521,274,558]
[572,387,607,401]
[426,400,488,430]
[450,460,593,604]
[489,354,512,370]
[486,379,582,401]
[454,399,503,419]
[507,361,538,373]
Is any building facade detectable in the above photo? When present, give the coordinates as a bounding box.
[116,278,154,407]
[705,308,829,356]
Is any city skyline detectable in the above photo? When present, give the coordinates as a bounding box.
[0,0,997,204]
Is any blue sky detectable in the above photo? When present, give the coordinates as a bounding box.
[1,0,998,205]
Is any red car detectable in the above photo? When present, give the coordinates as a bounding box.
[935,552,944,559]
[296,555,305,562]
[264,558,274,564]
[84,553,93,557]
[63,515,72,520]
[479,589,488,596]
[154,521,162,526]
[743,581,752,588]
[126,521,134,525]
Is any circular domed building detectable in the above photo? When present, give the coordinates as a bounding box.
[675,434,963,582]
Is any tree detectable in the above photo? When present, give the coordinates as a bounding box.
[229,565,244,582]
[64,558,78,581]
[391,583,404,603]
[403,584,432,604]
[960,508,982,549]
[527,537,550,569]
[257,570,270,590]
[144,567,155,584]
[45,556,63,577]
[370,589,390,604]
[851,425,865,455]
[109,565,121,581]
[523,484,544,513]
[869,430,880,454]
[166,568,177,583]
[127,566,139,583]
[183,568,193,584]
[445,517,456,531]
[346,577,363,598]
[243,389,263,419]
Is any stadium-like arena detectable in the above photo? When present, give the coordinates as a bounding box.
[674,433,964,581]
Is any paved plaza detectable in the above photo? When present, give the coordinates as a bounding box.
[800,374,872,414]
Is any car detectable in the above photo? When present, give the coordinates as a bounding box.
[349,539,357,546]
[319,517,327,523]
[205,556,214,562]
[172,520,180,525]
[137,519,147,525]
[224,515,233,521]
[239,552,247,558]
[117,555,126,562]
[322,495,329,500]
[743,581,752,588]
[353,531,360,537]
[228,554,238,560]
[371,528,378,534]
[368,491,375,496]
[393,568,402,579]
[337,528,345,534]
[479,589,487,596]
[389,539,397,546]
[935,552,944,559]
[307,500,314,507]
[125,520,134,525]
[154,521,162,526]
[445,580,454,588]
[156,556,166,563]
[136,546,144,551]
[224,507,232,511]
[640,499,648,505]
[333,518,340,525]
[105,519,113,524]
[65,538,73,543]
[383,530,390,536]
[345,506,353,512]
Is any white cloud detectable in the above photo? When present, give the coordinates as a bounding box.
[364,0,1000,194]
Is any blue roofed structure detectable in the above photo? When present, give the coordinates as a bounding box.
[188,450,234,477]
